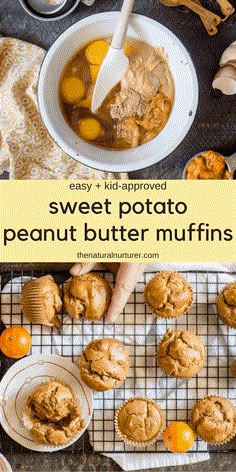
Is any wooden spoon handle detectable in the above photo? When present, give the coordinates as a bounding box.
[191,0,219,35]
[216,0,235,16]
[111,0,135,50]
[181,0,222,25]
[191,1,218,35]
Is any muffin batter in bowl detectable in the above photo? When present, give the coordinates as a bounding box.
[59,37,174,150]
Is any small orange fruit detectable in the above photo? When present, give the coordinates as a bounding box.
[0,326,32,359]
[163,421,195,453]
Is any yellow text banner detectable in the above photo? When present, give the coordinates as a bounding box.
[0,180,235,262]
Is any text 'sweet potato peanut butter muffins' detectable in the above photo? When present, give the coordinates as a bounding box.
[157,329,205,378]
[23,380,84,446]
[144,272,193,319]
[64,274,112,321]
[79,338,130,391]
[115,397,164,447]
[191,396,236,445]
[217,282,236,329]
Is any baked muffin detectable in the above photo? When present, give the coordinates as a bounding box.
[21,275,62,328]
[115,397,164,447]
[79,338,130,391]
[217,282,236,329]
[157,329,205,378]
[23,380,84,446]
[185,150,232,180]
[191,396,236,445]
[64,274,112,321]
[144,272,193,318]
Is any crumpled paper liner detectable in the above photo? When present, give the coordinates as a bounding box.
[0,37,126,180]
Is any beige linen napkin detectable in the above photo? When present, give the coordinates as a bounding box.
[0,37,126,180]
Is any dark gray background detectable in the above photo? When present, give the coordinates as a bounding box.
[0,0,235,179]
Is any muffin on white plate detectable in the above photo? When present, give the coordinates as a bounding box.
[23,379,84,446]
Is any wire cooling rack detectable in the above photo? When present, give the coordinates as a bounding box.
[1,269,236,455]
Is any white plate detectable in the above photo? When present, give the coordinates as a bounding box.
[0,355,93,452]
[0,455,12,472]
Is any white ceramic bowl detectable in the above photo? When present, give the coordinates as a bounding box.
[38,12,199,172]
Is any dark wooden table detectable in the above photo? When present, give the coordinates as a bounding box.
[1,263,236,471]
[0,0,235,180]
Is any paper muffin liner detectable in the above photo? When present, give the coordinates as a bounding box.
[156,329,206,379]
[191,395,236,446]
[218,310,236,329]
[114,397,165,448]
[144,272,193,320]
[21,276,62,328]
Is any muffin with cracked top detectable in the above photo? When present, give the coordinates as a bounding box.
[21,275,62,328]
[144,272,193,319]
[217,282,236,329]
[115,397,164,447]
[191,396,236,445]
[79,338,130,391]
[64,274,112,321]
[157,329,205,378]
